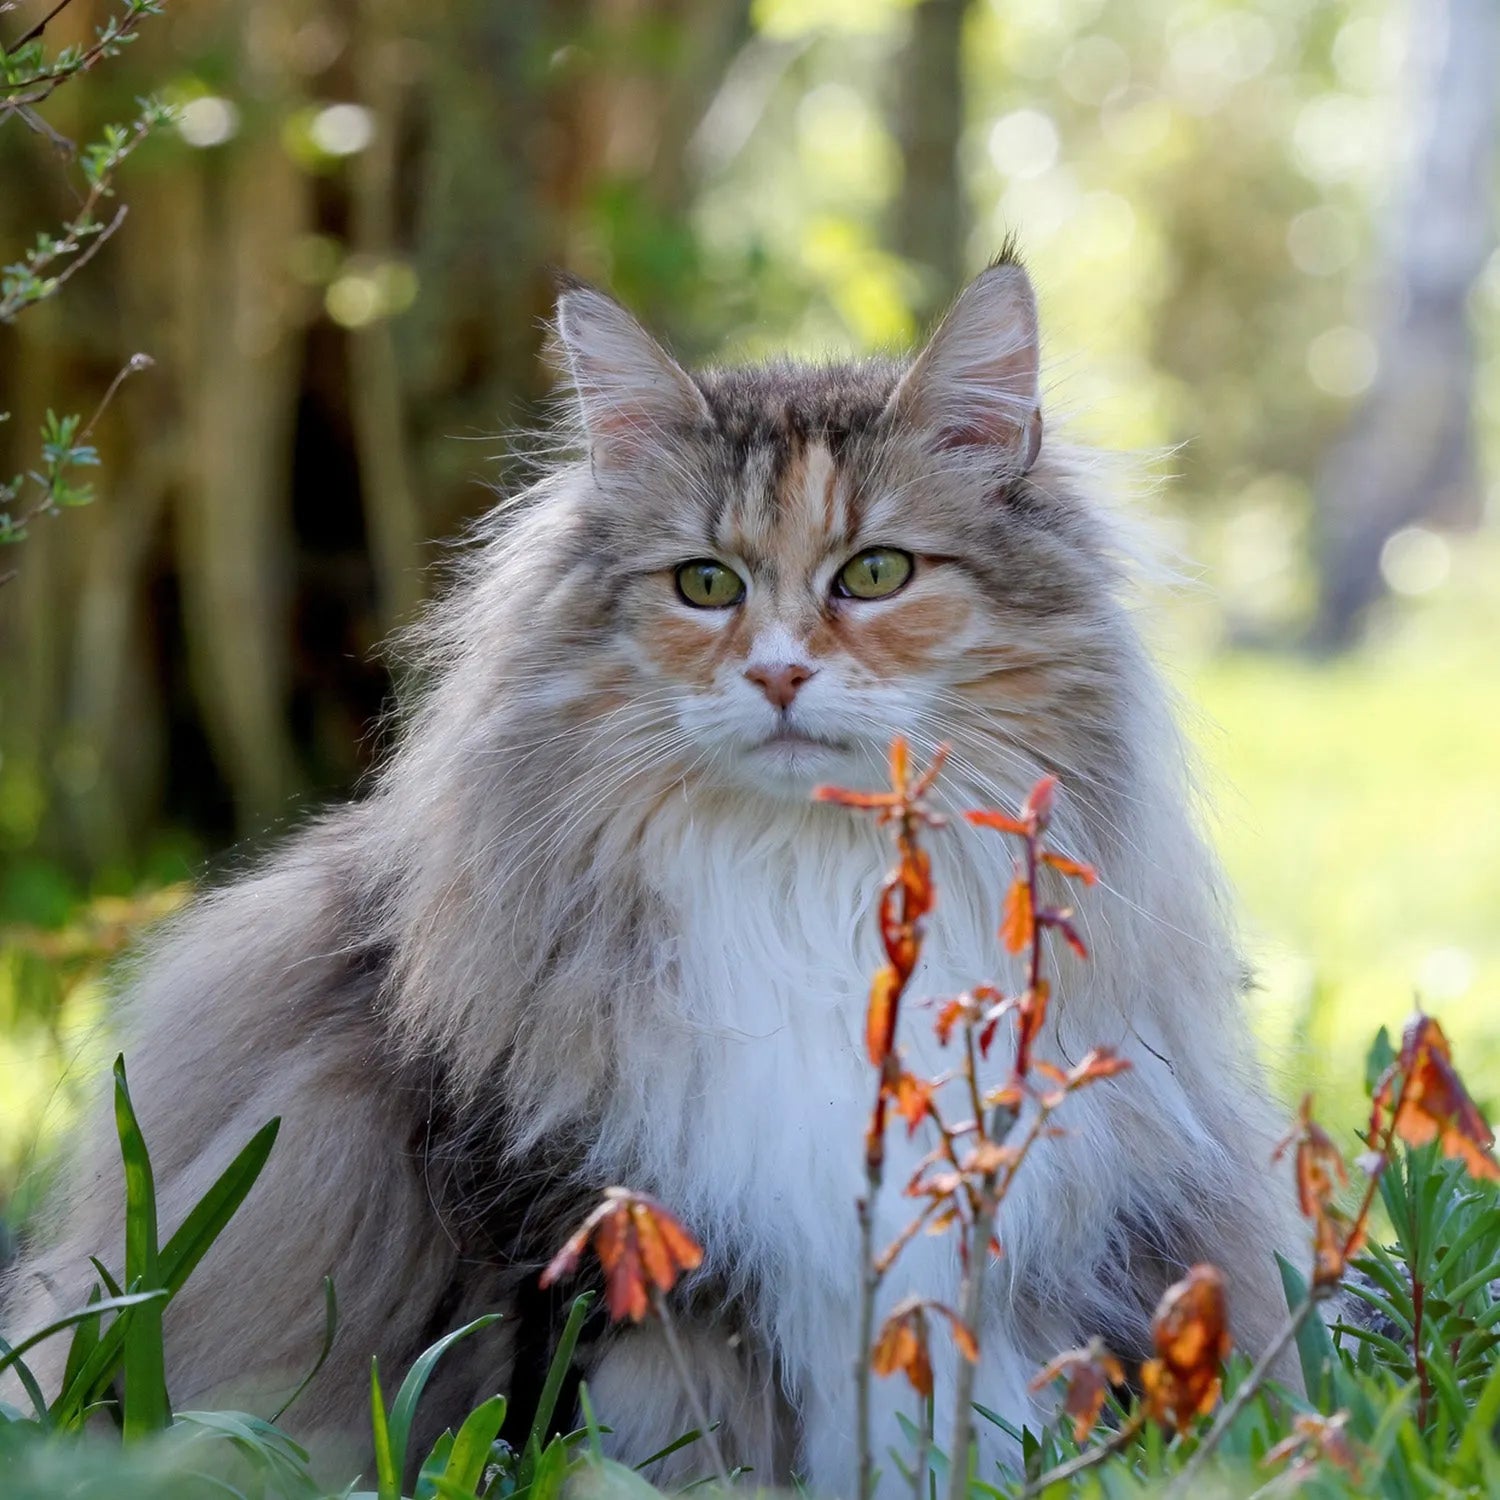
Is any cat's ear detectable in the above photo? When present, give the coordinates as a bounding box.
[884,255,1042,471]
[553,280,708,468]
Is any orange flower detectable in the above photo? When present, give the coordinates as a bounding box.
[814,737,948,825]
[1139,1264,1232,1428]
[540,1187,704,1323]
[893,1071,936,1135]
[1377,1014,1500,1181]
[866,966,902,1068]
[1040,851,1098,885]
[873,1297,979,1397]
[1274,1093,1356,1286]
[1031,1339,1127,1444]
[872,1301,934,1397]
[1000,874,1034,955]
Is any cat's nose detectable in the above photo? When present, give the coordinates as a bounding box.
[744,662,816,710]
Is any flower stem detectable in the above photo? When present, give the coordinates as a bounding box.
[650,1287,732,1488]
[857,1179,880,1500]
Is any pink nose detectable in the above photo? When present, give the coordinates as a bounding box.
[744,662,815,710]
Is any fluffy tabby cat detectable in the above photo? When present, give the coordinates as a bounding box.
[3,252,1302,1491]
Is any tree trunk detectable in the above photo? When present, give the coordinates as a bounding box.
[892,0,972,324]
[1310,0,1499,651]
[173,25,313,828]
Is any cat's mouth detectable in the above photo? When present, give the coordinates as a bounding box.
[754,727,848,753]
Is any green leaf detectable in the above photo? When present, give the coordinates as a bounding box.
[0,1291,165,1386]
[1456,1349,1500,1471]
[380,1314,501,1498]
[372,1358,398,1500]
[0,1334,49,1423]
[438,1393,508,1495]
[114,1056,169,1437]
[520,1292,596,1488]
[57,1283,104,1411]
[1366,1026,1397,1096]
[415,1430,455,1500]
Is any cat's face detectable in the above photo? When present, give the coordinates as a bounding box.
[553,262,1105,801]
[609,405,1000,795]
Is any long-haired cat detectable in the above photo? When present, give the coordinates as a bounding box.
[3,251,1302,1491]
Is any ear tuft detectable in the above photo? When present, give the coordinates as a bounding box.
[553,283,708,469]
[884,258,1042,471]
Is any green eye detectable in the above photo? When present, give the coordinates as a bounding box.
[836,548,913,601]
[675,558,746,608]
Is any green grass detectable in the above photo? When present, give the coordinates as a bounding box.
[1186,538,1500,1131]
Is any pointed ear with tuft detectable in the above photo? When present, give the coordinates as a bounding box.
[883,259,1043,472]
[553,282,709,470]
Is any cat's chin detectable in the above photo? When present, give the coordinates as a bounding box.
[732,731,853,794]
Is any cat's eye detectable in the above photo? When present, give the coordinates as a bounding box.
[835,548,913,601]
[675,558,746,609]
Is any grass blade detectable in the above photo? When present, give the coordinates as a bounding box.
[57,1284,104,1412]
[521,1290,596,1482]
[382,1314,501,1495]
[372,1358,398,1500]
[113,1056,168,1436]
[0,1333,50,1423]
[156,1118,280,1292]
[51,1112,280,1427]
[0,1291,165,1384]
[1276,1253,1336,1404]
[271,1276,338,1424]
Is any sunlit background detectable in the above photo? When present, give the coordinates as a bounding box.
[2,0,1498,1217]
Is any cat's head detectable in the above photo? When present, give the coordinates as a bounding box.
[544,252,1122,803]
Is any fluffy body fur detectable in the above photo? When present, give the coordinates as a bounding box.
[3,257,1301,1492]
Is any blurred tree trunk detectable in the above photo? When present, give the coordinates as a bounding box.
[347,0,426,635]
[1310,0,1499,651]
[892,0,972,324]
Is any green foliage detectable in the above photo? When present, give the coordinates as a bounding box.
[3,1035,1498,1498]
[0,0,170,561]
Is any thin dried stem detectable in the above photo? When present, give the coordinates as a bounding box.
[1022,1410,1147,1497]
[650,1286,732,1488]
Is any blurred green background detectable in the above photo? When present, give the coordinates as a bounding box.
[1,0,1498,1212]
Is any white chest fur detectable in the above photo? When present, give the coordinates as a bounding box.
[588,800,1053,1490]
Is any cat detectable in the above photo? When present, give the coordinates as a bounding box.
[2,249,1303,1493]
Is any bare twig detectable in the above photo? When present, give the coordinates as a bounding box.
[11,0,78,49]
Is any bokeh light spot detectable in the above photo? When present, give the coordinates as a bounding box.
[177,96,239,149]
[1380,526,1451,597]
[309,103,375,157]
[987,109,1060,180]
[1306,325,1377,397]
